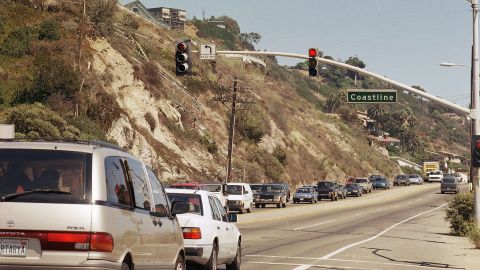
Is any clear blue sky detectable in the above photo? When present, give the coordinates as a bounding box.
[122,0,473,105]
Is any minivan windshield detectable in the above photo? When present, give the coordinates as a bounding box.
[0,149,91,202]
[227,185,243,195]
[430,171,442,175]
[442,178,456,184]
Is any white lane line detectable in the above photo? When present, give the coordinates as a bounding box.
[318,203,447,260]
[292,220,336,231]
[292,264,313,270]
[247,255,445,269]
[248,261,380,270]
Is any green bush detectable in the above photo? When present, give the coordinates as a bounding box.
[445,192,475,236]
[38,20,60,41]
[0,27,35,57]
[0,103,80,140]
[193,20,238,50]
[468,224,480,248]
[15,55,80,103]
[200,133,218,154]
[0,16,5,34]
[273,145,287,166]
[236,105,271,143]
[247,146,284,182]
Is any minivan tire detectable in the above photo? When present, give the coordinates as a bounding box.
[175,255,185,270]
[205,242,218,270]
[226,241,241,270]
[121,263,130,270]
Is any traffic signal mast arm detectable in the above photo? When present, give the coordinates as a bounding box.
[213,50,470,116]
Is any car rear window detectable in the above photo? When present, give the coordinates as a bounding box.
[442,178,456,184]
[203,184,222,192]
[296,188,310,193]
[250,185,263,191]
[166,193,203,215]
[430,171,442,175]
[261,185,283,192]
[354,179,367,183]
[0,149,91,203]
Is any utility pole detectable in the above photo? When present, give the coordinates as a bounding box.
[471,0,480,225]
[226,77,238,183]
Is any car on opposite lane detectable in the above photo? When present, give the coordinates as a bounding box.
[345,183,363,197]
[316,181,340,201]
[354,178,372,194]
[293,187,317,204]
[255,184,288,208]
[394,175,410,186]
[166,189,242,270]
[408,174,423,185]
[372,177,391,189]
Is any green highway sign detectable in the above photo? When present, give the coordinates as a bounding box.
[347,89,397,103]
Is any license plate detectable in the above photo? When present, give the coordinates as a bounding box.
[0,239,28,257]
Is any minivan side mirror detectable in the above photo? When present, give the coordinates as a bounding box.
[171,201,189,215]
[228,212,238,223]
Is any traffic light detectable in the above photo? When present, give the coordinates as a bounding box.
[175,41,191,76]
[472,135,480,167]
[308,48,318,77]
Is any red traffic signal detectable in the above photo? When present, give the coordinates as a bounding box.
[177,42,187,52]
[476,140,480,149]
[308,48,317,58]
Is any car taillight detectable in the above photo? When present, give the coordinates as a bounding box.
[182,227,202,239]
[0,231,114,252]
[89,232,114,252]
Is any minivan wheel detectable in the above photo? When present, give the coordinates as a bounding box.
[226,241,241,270]
[175,255,185,270]
[205,243,218,270]
[121,263,130,270]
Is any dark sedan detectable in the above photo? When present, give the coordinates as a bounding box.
[317,181,339,201]
[346,183,363,197]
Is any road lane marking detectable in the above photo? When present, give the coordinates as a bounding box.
[318,203,447,260]
[292,264,313,270]
[292,220,336,231]
[247,261,380,270]
[246,255,454,269]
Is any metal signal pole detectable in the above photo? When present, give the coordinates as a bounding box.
[470,0,480,224]
[225,77,238,183]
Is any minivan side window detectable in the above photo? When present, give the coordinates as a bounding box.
[125,158,151,210]
[105,157,132,206]
[147,168,169,215]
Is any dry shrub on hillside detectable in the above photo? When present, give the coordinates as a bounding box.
[144,112,156,132]
[86,91,123,130]
[87,0,117,36]
[338,106,358,124]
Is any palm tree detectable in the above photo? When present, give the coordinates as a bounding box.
[367,104,386,120]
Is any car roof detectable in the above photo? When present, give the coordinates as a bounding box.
[165,188,211,195]
[171,182,202,187]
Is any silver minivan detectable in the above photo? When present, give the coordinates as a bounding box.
[0,141,188,270]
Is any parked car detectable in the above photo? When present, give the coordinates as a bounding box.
[0,141,189,270]
[316,181,340,201]
[293,187,317,204]
[428,170,443,183]
[273,182,291,202]
[255,184,288,208]
[202,182,227,207]
[250,183,263,195]
[166,189,242,270]
[337,184,348,199]
[345,183,363,197]
[408,174,423,185]
[170,182,207,190]
[226,183,254,214]
[441,176,460,194]
[368,174,382,182]
[372,177,391,189]
[354,178,372,193]
[394,175,410,186]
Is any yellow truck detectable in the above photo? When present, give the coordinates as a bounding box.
[423,161,440,182]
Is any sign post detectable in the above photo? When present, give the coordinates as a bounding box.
[347,89,397,104]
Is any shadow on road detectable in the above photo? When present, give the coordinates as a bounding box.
[366,248,465,269]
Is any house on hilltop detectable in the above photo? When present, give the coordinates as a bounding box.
[124,0,186,30]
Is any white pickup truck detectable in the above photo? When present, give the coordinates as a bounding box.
[428,170,443,183]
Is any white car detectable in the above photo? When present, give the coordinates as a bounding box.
[202,182,227,208]
[226,183,254,214]
[166,189,241,270]
[408,174,423,185]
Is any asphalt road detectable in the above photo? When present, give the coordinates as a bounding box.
[228,184,479,270]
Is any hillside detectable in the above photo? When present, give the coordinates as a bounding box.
[0,2,467,184]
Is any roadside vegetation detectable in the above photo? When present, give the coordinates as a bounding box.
[445,192,480,248]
